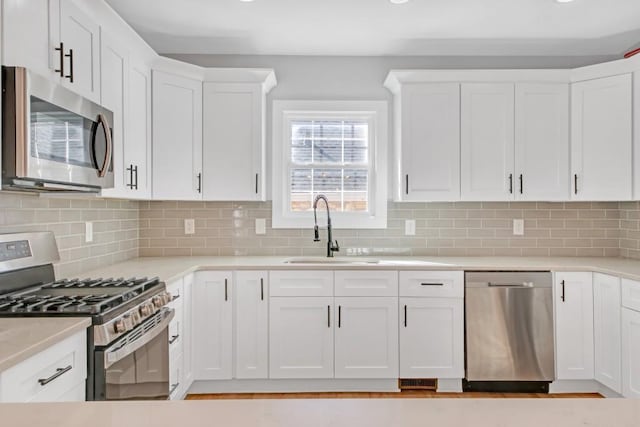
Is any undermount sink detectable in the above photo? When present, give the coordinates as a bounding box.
[283,257,380,265]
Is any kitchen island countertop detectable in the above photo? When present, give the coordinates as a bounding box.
[1,398,638,427]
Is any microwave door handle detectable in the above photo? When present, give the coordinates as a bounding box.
[95,113,112,178]
[103,308,174,369]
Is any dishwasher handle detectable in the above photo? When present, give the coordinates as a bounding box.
[487,282,535,288]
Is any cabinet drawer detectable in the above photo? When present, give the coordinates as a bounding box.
[335,271,398,297]
[269,271,333,297]
[0,331,87,402]
[399,271,463,298]
[622,278,640,312]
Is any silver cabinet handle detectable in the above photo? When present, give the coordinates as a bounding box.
[327,305,331,328]
[224,278,228,301]
[260,278,264,301]
[561,280,566,302]
[421,283,444,286]
[169,382,180,395]
[38,365,72,386]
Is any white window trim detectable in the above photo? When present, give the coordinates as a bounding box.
[272,100,388,229]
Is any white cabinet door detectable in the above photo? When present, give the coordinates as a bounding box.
[152,70,203,200]
[399,297,464,379]
[515,84,570,201]
[593,273,622,392]
[571,74,632,201]
[99,31,128,199]
[634,72,640,200]
[461,83,515,201]
[399,83,460,201]
[202,83,265,201]
[2,0,56,78]
[269,297,334,379]
[622,307,640,398]
[554,272,594,380]
[192,271,232,380]
[182,273,194,388]
[125,58,152,198]
[59,0,100,102]
[334,297,398,379]
[234,271,269,379]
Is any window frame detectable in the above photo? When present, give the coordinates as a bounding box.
[272,100,388,229]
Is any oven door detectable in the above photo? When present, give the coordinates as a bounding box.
[93,307,174,401]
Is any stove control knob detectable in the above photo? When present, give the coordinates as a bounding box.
[123,314,133,330]
[140,304,151,317]
[131,311,142,325]
[163,292,173,305]
[152,296,164,309]
[113,319,126,334]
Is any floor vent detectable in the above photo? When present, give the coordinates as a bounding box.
[398,378,437,391]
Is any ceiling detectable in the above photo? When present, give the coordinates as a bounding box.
[105,0,640,56]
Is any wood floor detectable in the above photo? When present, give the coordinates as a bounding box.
[186,391,602,400]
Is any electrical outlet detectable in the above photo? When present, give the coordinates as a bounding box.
[85,222,93,243]
[184,219,195,235]
[405,219,416,236]
[255,218,266,235]
[513,219,525,236]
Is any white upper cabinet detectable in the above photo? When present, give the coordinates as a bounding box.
[397,83,461,201]
[124,58,152,198]
[58,0,101,102]
[99,31,128,199]
[461,83,515,201]
[571,74,633,201]
[152,70,203,200]
[554,272,594,380]
[514,84,570,201]
[593,273,622,393]
[2,0,100,101]
[202,71,275,201]
[2,0,55,77]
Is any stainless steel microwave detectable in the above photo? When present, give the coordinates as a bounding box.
[1,66,114,193]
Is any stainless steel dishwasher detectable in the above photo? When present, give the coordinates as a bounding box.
[465,271,554,392]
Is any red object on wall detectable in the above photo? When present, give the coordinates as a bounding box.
[624,47,640,58]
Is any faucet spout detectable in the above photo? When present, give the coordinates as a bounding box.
[312,194,340,257]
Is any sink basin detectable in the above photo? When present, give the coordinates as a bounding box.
[283,257,380,265]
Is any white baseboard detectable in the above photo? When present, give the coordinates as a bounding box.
[597,383,623,398]
[436,379,463,393]
[549,380,600,394]
[188,379,400,394]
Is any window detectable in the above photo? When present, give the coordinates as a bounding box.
[272,100,388,229]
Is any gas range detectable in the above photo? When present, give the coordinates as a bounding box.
[0,232,175,400]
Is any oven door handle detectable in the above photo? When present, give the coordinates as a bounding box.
[103,307,174,369]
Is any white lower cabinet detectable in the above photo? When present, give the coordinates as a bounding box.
[269,297,334,379]
[399,297,464,378]
[622,278,640,398]
[334,297,398,379]
[192,271,233,380]
[593,273,622,393]
[622,307,640,397]
[554,272,594,380]
[0,330,87,402]
[234,271,269,379]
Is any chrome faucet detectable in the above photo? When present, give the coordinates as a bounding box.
[313,194,339,257]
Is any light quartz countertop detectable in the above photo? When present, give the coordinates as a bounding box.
[0,317,91,372]
[0,398,639,427]
[77,255,640,284]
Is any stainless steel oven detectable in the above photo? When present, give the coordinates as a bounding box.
[93,307,174,400]
[2,66,114,193]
